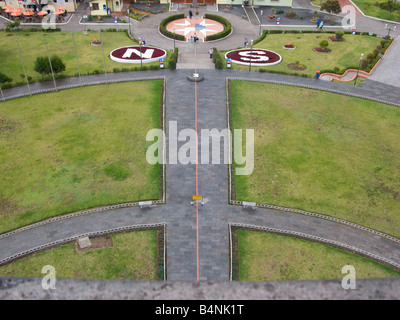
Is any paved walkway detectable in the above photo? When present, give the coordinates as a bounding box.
[368,36,400,87]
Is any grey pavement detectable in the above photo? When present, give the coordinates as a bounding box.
[368,35,400,87]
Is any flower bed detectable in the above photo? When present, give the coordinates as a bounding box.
[287,63,307,71]
[204,14,232,42]
[110,46,167,63]
[313,47,332,53]
[329,36,345,42]
[283,44,296,49]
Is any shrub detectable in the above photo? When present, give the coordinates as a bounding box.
[320,0,341,14]
[319,40,329,51]
[169,48,178,70]
[204,14,232,41]
[286,10,297,18]
[0,72,12,84]
[159,14,186,41]
[212,48,224,69]
[361,59,369,69]
[215,57,223,69]
[335,30,344,40]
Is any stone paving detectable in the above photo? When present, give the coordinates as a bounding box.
[1,2,400,283]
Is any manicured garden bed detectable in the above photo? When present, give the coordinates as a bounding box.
[0,81,163,233]
[0,30,166,87]
[219,31,384,77]
[230,80,400,237]
[232,228,400,281]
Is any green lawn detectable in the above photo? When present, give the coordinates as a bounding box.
[0,30,165,86]
[0,230,159,280]
[236,229,400,281]
[221,33,382,76]
[0,81,162,233]
[312,0,400,21]
[231,81,400,237]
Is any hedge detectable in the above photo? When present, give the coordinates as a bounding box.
[169,48,179,70]
[204,14,232,41]
[159,14,186,41]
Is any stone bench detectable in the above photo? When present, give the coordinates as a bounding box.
[138,201,153,209]
[242,201,257,210]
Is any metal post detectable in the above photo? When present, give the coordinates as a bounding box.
[0,86,5,102]
[100,30,107,81]
[354,53,363,86]
[129,16,132,38]
[140,37,143,69]
[16,38,31,95]
[72,32,82,86]
[385,24,396,43]
[249,39,253,72]
[43,34,57,91]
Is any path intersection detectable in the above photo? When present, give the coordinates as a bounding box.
[1,1,400,284]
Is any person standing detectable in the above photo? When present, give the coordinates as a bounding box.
[189,10,193,19]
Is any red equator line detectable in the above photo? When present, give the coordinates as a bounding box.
[194,42,199,282]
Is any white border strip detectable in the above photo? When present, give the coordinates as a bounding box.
[224,49,283,67]
[110,46,167,64]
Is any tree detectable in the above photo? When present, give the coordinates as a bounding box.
[335,30,344,40]
[0,72,12,85]
[320,0,342,14]
[34,55,66,78]
[50,55,66,74]
[319,40,329,51]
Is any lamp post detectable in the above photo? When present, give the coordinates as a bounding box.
[385,24,396,43]
[16,38,31,95]
[43,34,57,91]
[129,15,132,38]
[71,32,82,86]
[139,36,143,69]
[249,39,253,72]
[173,27,176,51]
[354,53,364,86]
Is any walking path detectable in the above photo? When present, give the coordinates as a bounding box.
[1,3,400,282]
[368,36,400,87]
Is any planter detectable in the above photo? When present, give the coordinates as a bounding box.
[313,47,331,53]
[329,36,345,42]
[287,63,307,71]
[225,48,282,67]
[283,44,296,49]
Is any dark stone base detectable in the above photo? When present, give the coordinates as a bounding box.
[187,73,205,82]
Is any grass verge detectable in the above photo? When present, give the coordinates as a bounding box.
[230,80,400,237]
[0,229,162,280]
[0,80,162,233]
[233,228,400,281]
